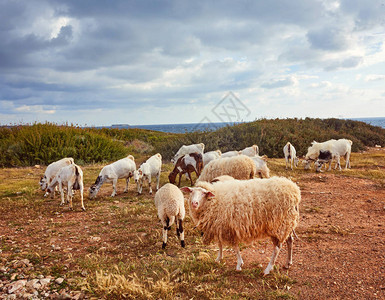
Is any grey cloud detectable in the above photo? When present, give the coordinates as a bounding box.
[307,27,352,51]
[324,56,363,71]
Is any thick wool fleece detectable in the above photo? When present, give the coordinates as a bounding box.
[190,177,300,246]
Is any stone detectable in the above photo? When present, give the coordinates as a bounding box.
[55,278,64,285]
[8,279,27,294]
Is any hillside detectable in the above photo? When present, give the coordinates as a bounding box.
[1,118,384,167]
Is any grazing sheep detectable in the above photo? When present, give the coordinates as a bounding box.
[210,175,236,183]
[181,176,301,275]
[88,155,136,199]
[169,153,203,187]
[197,155,256,183]
[134,153,162,194]
[39,157,74,198]
[171,143,205,164]
[251,155,270,178]
[155,183,186,249]
[203,150,221,166]
[46,164,85,211]
[283,142,299,170]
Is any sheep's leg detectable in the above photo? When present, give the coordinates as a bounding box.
[264,237,281,276]
[67,184,73,211]
[177,172,183,187]
[235,246,244,271]
[59,182,65,206]
[345,153,351,169]
[187,171,193,186]
[285,159,288,170]
[124,177,129,193]
[162,217,172,249]
[216,242,223,262]
[137,179,142,195]
[111,178,117,197]
[79,183,85,211]
[178,219,185,248]
[284,234,293,269]
[148,176,153,194]
[156,172,160,191]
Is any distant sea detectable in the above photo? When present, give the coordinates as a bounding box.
[110,117,385,134]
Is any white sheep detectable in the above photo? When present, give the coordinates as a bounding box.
[171,143,205,164]
[283,142,299,170]
[134,153,162,194]
[251,155,270,178]
[88,155,136,199]
[240,145,259,157]
[303,139,352,171]
[197,155,256,183]
[46,164,85,211]
[181,176,301,275]
[39,157,74,198]
[203,150,221,166]
[154,183,186,249]
[220,150,240,158]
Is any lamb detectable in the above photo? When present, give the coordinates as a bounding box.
[39,157,74,198]
[251,155,270,178]
[154,183,186,249]
[88,155,136,199]
[181,176,301,275]
[168,153,203,187]
[46,164,85,211]
[134,153,162,194]
[171,143,205,164]
[203,150,221,166]
[283,142,299,170]
[197,155,256,183]
[240,144,259,157]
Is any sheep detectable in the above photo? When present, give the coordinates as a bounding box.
[251,155,270,178]
[283,142,299,170]
[303,139,352,171]
[203,150,221,166]
[171,143,205,164]
[240,144,259,157]
[168,153,203,187]
[154,183,186,249]
[197,155,256,183]
[46,164,85,211]
[134,153,162,194]
[210,175,236,183]
[88,155,136,199]
[39,157,74,198]
[220,150,240,158]
[180,176,301,275]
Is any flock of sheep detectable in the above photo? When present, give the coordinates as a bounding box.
[38,137,352,276]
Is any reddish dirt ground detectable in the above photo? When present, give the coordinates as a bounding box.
[1,160,384,299]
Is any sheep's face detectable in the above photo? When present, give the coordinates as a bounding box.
[314,160,325,172]
[302,158,312,170]
[168,171,177,184]
[39,176,48,190]
[180,187,214,210]
[88,185,98,199]
[133,170,142,183]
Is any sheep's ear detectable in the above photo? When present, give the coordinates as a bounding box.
[206,191,215,199]
[139,170,142,175]
[261,155,268,161]
[180,187,192,193]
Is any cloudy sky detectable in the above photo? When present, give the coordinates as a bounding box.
[1,0,385,126]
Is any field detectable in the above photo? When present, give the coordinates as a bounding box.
[0,148,384,299]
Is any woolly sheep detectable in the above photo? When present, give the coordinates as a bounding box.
[88,155,136,199]
[181,176,301,275]
[39,157,74,198]
[197,155,256,183]
[154,183,186,249]
[134,153,162,194]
